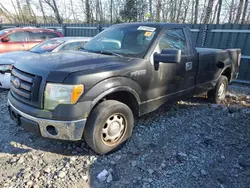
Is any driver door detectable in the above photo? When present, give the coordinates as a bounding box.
[149,28,195,101]
[1,31,29,53]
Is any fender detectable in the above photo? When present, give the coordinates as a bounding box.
[91,86,141,109]
[82,76,142,109]
[217,58,232,81]
[219,65,231,76]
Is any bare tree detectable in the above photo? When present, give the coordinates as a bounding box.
[39,0,47,23]
[169,0,175,22]
[228,0,234,23]
[200,0,208,23]
[16,0,25,22]
[173,0,177,21]
[241,0,248,24]
[90,1,94,23]
[10,0,21,22]
[43,0,63,23]
[176,0,184,23]
[162,0,170,21]
[156,0,161,21]
[149,0,153,20]
[235,0,243,23]
[1,0,248,24]
[110,0,113,23]
[182,0,190,23]
[191,0,195,23]
[69,0,77,22]
[247,10,250,23]
[194,0,199,24]
[95,0,100,22]
[137,0,146,22]
[203,0,215,24]
[99,0,103,22]
[216,0,222,23]
[0,3,17,23]
[212,1,219,23]
[26,0,37,23]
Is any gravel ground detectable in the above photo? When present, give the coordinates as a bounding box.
[0,83,250,188]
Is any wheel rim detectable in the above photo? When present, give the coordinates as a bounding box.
[218,82,226,99]
[101,114,127,146]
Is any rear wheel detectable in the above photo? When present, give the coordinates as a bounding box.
[207,75,228,104]
[84,100,134,155]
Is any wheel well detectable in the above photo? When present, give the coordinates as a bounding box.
[222,68,231,81]
[98,91,139,117]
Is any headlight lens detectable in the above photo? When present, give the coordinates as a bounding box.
[0,65,13,72]
[44,83,84,110]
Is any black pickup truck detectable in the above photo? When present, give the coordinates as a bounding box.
[8,23,241,154]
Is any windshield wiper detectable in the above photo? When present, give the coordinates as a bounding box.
[29,50,40,54]
[79,47,124,57]
[90,50,124,57]
[79,47,89,52]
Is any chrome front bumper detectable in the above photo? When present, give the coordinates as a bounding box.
[8,100,86,141]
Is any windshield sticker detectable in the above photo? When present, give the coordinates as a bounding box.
[144,31,153,37]
[137,26,156,32]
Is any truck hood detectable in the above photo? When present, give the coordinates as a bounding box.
[0,51,35,65]
[14,51,129,82]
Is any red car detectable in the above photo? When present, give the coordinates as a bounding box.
[0,27,63,53]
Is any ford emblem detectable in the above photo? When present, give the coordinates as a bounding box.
[13,78,21,88]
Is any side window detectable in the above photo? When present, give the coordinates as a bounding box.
[28,32,47,41]
[7,32,29,42]
[59,42,85,51]
[158,29,188,54]
[45,32,60,39]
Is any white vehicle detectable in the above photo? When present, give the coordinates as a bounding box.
[0,37,92,89]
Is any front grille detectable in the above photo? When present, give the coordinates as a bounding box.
[10,67,42,105]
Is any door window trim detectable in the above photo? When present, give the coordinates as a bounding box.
[159,28,188,55]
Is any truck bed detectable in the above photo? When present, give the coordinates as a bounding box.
[195,47,240,88]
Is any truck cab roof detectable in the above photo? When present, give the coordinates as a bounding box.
[115,22,188,29]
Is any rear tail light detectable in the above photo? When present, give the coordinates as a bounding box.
[238,53,241,66]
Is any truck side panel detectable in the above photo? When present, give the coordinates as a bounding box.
[194,48,240,95]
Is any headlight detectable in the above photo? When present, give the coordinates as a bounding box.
[0,65,13,72]
[44,83,84,110]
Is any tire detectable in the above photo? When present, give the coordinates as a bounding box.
[84,100,134,155]
[207,75,228,104]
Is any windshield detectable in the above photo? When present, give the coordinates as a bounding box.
[30,39,65,53]
[84,25,159,58]
[0,30,8,38]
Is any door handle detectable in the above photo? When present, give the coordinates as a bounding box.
[185,62,192,71]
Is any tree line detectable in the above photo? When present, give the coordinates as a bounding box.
[0,0,249,24]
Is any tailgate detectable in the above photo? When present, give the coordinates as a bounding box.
[226,49,241,80]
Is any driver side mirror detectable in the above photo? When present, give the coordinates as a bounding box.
[1,37,10,42]
[154,49,181,63]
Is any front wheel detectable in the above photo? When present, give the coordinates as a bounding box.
[84,100,134,155]
[207,75,228,104]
